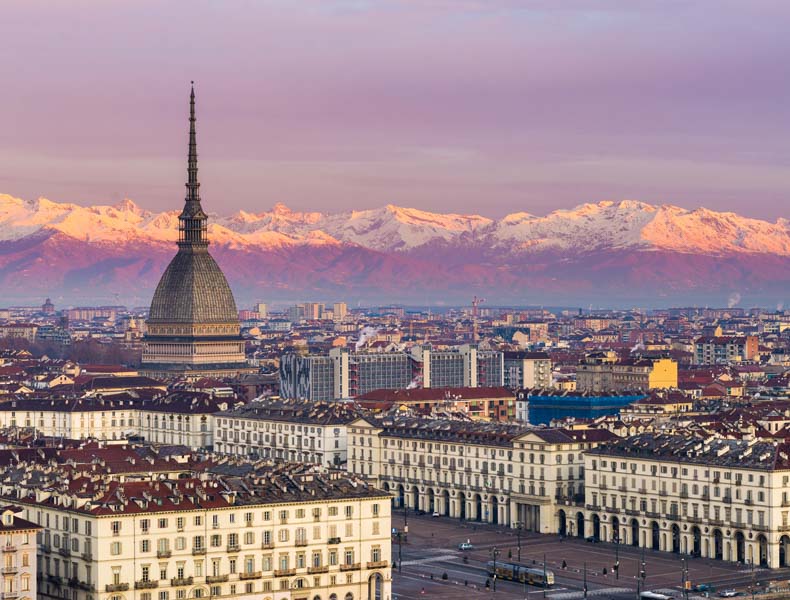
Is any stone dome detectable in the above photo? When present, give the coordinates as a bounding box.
[148,248,239,324]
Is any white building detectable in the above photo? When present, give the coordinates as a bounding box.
[213,400,363,467]
[347,416,617,532]
[583,432,790,569]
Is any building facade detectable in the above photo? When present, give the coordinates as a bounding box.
[582,433,790,569]
[5,466,391,600]
[503,352,552,390]
[347,416,616,532]
[213,400,363,467]
[576,353,677,393]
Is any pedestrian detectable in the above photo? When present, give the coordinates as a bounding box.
[562,560,567,569]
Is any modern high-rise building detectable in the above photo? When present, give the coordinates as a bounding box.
[141,86,251,380]
[332,302,348,321]
[255,302,268,318]
[279,344,504,400]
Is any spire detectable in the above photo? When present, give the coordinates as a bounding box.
[178,82,208,248]
[186,81,200,204]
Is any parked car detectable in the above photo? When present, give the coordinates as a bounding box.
[585,535,599,543]
[694,584,712,592]
[458,541,474,551]
[415,509,427,516]
[432,511,440,517]
[718,590,738,598]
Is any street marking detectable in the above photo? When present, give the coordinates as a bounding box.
[401,555,460,566]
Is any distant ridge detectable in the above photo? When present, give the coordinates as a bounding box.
[0,193,788,306]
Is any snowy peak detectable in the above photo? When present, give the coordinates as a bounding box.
[0,193,787,257]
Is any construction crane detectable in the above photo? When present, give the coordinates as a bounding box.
[472,296,485,342]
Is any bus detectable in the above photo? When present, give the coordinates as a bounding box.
[485,561,555,587]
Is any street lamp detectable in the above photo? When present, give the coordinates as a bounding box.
[583,562,588,600]
[400,531,404,573]
[490,546,501,592]
[404,505,409,543]
[636,547,646,600]
[681,557,689,600]
[614,533,620,580]
[516,521,523,563]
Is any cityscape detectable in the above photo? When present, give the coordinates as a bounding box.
[2,3,790,600]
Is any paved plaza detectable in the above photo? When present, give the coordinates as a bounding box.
[391,510,790,600]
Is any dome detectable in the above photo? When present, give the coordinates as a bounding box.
[148,248,239,324]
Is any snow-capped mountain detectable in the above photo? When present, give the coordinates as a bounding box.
[0,193,788,306]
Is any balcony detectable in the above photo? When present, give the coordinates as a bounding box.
[340,563,361,572]
[81,552,93,562]
[295,540,308,547]
[206,575,228,584]
[666,514,680,521]
[239,572,262,580]
[58,547,71,558]
[680,491,689,499]
[47,575,64,586]
[0,566,17,574]
[745,498,754,506]
[585,505,601,512]
[0,546,15,553]
[40,544,51,554]
[135,580,159,590]
[625,509,640,516]
[105,583,130,593]
[261,542,275,550]
[367,560,389,569]
[157,550,172,559]
[226,544,240,553]
[192,548,206,555]
[274,568,296,577]
[723,497,732,504]
[658,490,668,497]
[328,537,341,545]
[688,516,702,523]
[307,566,328,574]
[171,577,193,587]
[2,592,19,600]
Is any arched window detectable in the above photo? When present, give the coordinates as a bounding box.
[345,593,353,600]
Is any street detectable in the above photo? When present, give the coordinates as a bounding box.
[390,510,790,600]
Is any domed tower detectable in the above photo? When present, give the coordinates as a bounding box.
[141,85,249,380]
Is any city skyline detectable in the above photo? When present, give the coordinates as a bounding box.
[3,1,790,220]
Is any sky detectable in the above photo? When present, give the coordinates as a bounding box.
[2,0,790,220]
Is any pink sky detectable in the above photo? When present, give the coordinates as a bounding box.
[2,0,790,219]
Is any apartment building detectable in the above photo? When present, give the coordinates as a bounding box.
[694,335,759,365]
[347,416,616,533]
[0,506,40,600]
[576,352,677,393]
[213,400,364,466]
[3,461,391,600]
[583,433,790,569]
[503,352,551,390]
[0,393,235,450]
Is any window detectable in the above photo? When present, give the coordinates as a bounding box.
[141,539,150,553]
[111,521,121,536]
[110,542,121,555]
[140,519,150,533]
[158,518,168,529]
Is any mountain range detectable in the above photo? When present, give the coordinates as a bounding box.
[0,193,788,307]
